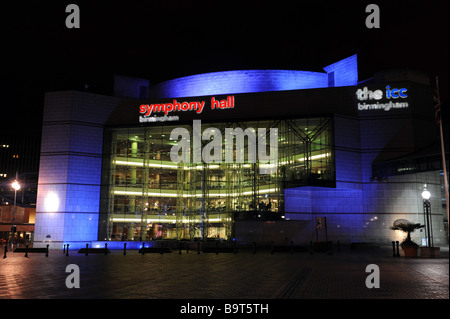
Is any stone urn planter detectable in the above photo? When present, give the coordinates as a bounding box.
[390,222,424,258]
[402,245,419,257]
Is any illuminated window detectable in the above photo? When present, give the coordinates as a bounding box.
[102,118,335,242]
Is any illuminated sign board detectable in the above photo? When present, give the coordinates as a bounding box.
[356,85,408,111]
[139,96,235,122]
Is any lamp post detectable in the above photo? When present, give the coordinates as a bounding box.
[11,179,21,251]
[421,190,432,248]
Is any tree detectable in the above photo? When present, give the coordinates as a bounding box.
[391,223,425,247]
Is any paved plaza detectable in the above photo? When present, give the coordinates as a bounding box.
[0,244,448,301]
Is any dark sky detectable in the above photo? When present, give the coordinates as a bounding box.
[1,0,448,135]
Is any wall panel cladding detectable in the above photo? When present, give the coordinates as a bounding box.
[34,91,121,247]
[149,70,329,99]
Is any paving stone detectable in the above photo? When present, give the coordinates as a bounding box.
[0,245,448,300]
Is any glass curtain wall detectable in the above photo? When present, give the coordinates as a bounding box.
[101,118,334,242]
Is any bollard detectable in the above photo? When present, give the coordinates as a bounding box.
[186,243,189,254]
[3,245,7,259]
[141,242,145,255]
[392,241,396,257]
[85,243,89,256]
[197,242,200,254]
[25,244,29,258]
[63,244,66,254]
[66,244,69,256]
[104,243,108,255]
[160,243,164,255]
[395,241,400,257]
[233,241,237,254]
[327,241,333,255]
[46,245,49,257]
[123,243,127,255]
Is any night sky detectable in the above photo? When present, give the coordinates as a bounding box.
[1,0,448,136]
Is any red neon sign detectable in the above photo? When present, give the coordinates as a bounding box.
[139,96,235,117]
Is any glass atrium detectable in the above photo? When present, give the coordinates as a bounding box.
[101,117,334,241]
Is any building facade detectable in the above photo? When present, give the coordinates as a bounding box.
[33,55,448,249]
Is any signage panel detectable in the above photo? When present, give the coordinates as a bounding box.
[356,85,409,112]
[139,96,235,122]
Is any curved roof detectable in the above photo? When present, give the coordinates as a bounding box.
[147,54,358,98]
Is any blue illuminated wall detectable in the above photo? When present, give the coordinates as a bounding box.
[147,55,358,98]
[281,114,367,243]
[322,54,358,87]
[285,187,365,243]
[284,88,446,245]
[283,112,442,245]
[34,91,120,249]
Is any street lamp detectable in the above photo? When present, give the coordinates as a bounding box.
[421,189,432,247]
[11,180,20,251]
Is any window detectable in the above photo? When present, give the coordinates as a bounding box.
[101,117,335,241]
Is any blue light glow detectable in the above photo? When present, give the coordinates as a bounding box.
[285,186,363,214]
[284,186,365,242]
[322,54,358,87]
[62,241,155,250]
[149,55,358,98]
[62,212,99,243]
